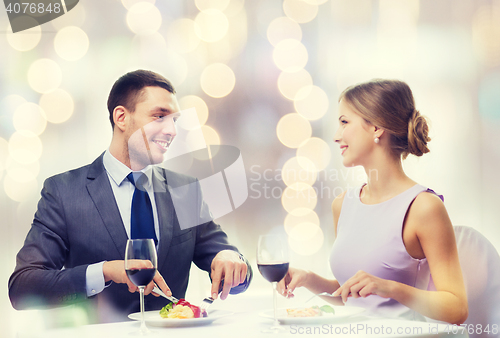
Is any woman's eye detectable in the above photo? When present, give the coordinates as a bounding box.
[341,120,347,125]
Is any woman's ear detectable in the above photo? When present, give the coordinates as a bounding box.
[113,106,127,132]
[373,126,384,138]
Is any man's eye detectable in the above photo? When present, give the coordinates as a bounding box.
[173,117,179,123]
[155,115,164,120]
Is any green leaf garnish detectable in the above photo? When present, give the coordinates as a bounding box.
[319,305,335,314]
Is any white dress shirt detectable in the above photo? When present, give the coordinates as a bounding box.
[85,150,160,297]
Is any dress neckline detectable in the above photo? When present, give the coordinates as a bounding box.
[357,183,424,206]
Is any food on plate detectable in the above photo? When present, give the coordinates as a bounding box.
[159,299,207,319]
[286,305,335,317]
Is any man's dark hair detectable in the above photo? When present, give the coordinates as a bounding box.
[107,70,176,129]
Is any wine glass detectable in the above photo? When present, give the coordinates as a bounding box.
[125,239,157,335]
[257,234,289,333]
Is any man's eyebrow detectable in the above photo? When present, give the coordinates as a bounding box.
[150,107,175,114]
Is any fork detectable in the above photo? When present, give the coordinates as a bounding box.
[200,296,215,312]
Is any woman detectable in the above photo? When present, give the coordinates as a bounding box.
[278,79,468,324]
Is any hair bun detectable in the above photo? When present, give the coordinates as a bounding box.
[406,110,430,158]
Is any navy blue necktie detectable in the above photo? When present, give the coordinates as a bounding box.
[127,172,158,246]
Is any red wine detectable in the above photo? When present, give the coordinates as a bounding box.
[126,268,156,287]
[258,262,289,282]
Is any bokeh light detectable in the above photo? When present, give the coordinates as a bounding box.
[194,9,229,42]
[303,0,328,4]
[132,33,189,86]
[296,137,331,172]
[39,89,75,124]
[54,26,90,61]
[205,38,235,64]
[126,2,162,35]
[283,0,319,24]
[8,131,43,165]
[282,183,318,215]
[273,39,308,72]
[6,24,41,51]
[13,103,47,136]
[277,69,313,100]
[288,224,324,255]
[282,156,317,188]
[294,85,329,120]
[200,63,235,98]
[276,113,312,148]
[288,222,321,241]
[284,208,320,235]
[267,17,302,47]
[27,59,62,94]
[224,0,245,17]
[4,171,38,202]
[52,1,86,29]
[121,0,155,10]
[166,19,201,53]
[178,95,209,128]
[5,157,40,182]
[0,137,8,174]
[201,125,221,145]
[195,0,230,11]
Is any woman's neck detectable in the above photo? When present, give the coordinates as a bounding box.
[362,155,415,203]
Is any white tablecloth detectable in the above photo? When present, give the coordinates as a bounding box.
[14,290,468,338]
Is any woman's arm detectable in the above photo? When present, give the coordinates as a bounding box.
[333,192,468,324]
[277,191,347,299]
[397,192,468,324]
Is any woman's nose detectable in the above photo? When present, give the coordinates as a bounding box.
[333,128,341,143]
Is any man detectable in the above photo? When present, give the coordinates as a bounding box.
[8,70,252,321]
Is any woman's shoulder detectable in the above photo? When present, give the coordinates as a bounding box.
[409,188,449,226]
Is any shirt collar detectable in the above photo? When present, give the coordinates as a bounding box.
[103,149,153,188]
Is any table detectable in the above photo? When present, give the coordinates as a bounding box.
[14,290,468,338]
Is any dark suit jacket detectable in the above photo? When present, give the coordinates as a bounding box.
[8,153,251,321]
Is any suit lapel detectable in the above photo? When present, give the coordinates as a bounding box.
[86,154,128,258]
[153,167,175,271]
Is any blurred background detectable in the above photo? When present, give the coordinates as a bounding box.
[1,0,500,335]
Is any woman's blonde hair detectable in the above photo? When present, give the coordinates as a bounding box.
[339,79,430,159]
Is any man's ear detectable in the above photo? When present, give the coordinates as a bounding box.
[113,106,127,132]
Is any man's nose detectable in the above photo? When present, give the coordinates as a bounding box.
[161,116,177,138]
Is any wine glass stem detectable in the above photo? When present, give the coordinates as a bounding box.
[139,286,147,333]
[272,282,278,328]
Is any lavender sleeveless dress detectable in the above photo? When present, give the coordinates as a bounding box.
[330,184,434,321]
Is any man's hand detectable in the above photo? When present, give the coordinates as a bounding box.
[210,250,247,300]
[102,260,172,297]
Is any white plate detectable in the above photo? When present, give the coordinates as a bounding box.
[260,306,365,325]
[128,309,232,327]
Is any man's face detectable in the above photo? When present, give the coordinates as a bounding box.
[125,86,180,170]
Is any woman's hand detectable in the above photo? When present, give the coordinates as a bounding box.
[332,270,394,303]
[276,267,309,298]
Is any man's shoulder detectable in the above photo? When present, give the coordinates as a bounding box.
[45,155,104,186]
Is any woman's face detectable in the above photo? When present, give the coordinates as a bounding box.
[334,99,377,167]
